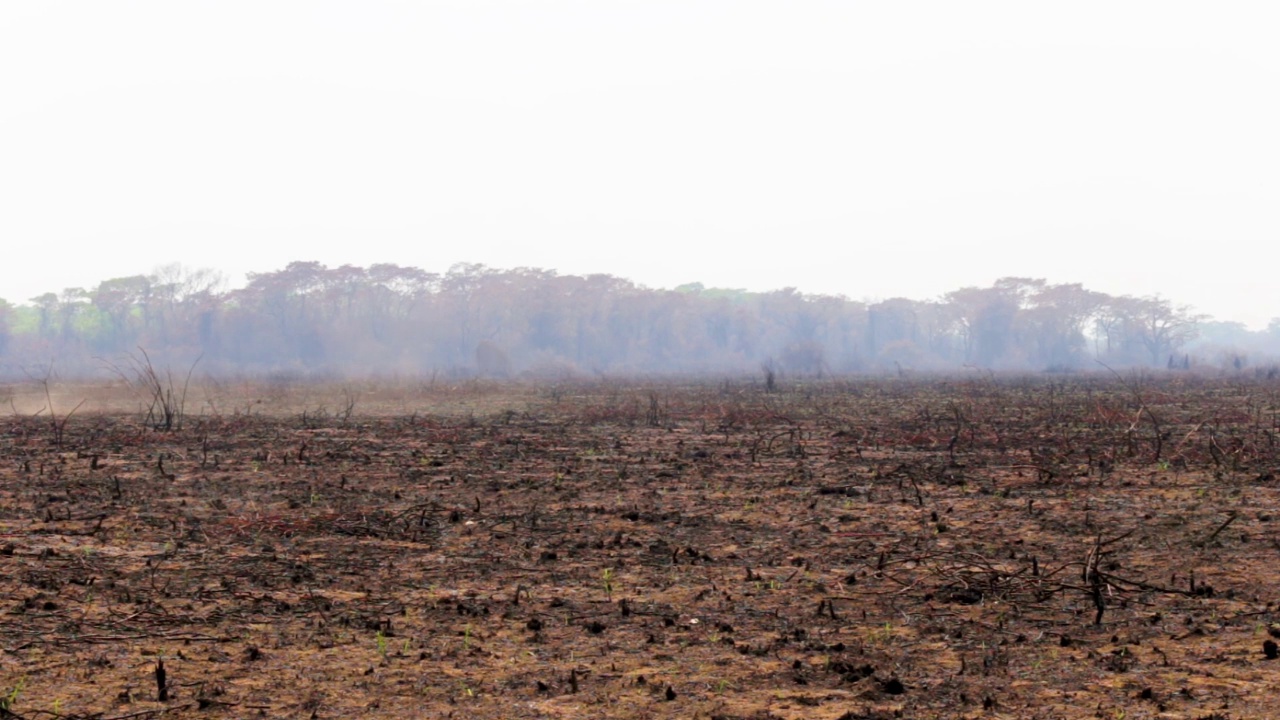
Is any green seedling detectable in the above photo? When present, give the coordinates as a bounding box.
[602,568,615,601]
[867,622,894,644]
[1,677,26,713]
[375,630,388,659]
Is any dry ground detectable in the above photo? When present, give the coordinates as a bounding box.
[3,373,1280,719]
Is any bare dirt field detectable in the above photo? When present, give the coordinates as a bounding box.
[3,374,1280,719]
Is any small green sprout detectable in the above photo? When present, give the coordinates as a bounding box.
[1,677,25,713]
[602,568,615,601]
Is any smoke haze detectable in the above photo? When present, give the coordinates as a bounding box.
[0,263,1275,380]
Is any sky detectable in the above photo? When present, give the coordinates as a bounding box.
[2,2,1278,328]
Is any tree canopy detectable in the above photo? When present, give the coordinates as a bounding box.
[0,263,1268,378]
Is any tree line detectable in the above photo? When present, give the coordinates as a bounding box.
[0,262,1275,379]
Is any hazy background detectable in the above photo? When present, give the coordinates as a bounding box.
[2,1,1278,327]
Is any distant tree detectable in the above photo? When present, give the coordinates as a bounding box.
[1125,296,1204,366]
[1020,282,1106,368]
[437,263,498,367]
[57,288,91,343]
[867,298,920,359]
[913,300,963,364]
[758,288,825,368]
[90,275,150,351]
[148,264,223,345]
[1092,295,1134,360]
[811,295,868,371]
[29,292,59,339]
[945,283,1024,366]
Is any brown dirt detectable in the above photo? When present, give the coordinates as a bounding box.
[3,375,1280,719]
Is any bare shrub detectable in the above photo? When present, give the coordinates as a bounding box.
[106,348,201,431]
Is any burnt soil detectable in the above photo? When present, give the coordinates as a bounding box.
[3,375,1280,719]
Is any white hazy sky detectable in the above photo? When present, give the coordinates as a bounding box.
[2,2,1277,327]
